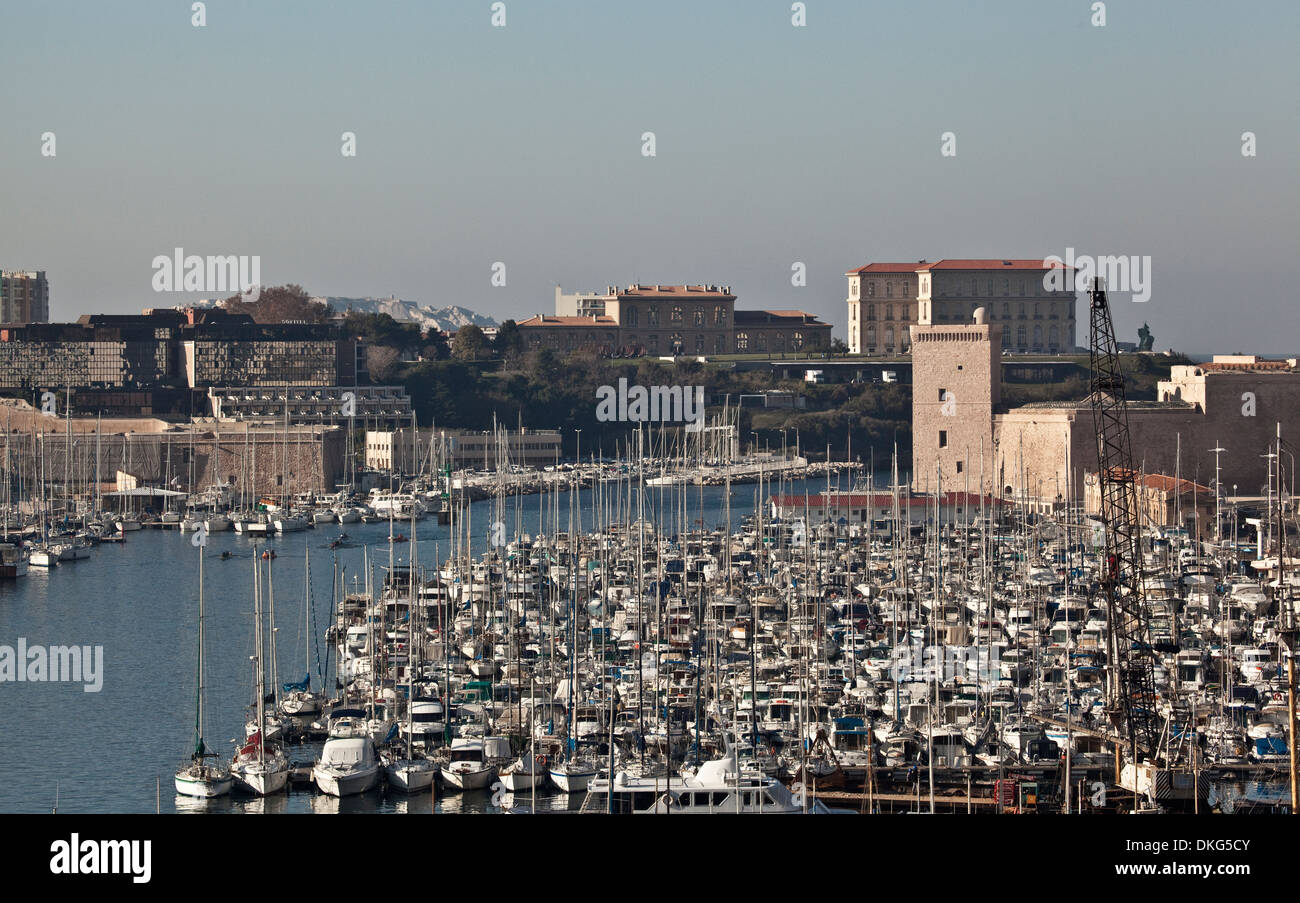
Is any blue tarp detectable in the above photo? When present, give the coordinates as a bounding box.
[1255,736,1287,756]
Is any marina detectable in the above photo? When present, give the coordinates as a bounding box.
[1,423,1295,814]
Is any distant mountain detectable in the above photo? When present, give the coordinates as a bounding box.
[323,297,497,332]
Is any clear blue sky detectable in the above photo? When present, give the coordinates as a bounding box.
[2,0,1296,352]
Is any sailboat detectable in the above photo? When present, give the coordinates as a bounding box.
[383,511,437,793]
[231,554,290,795]
[175,532,234,798]
[280,547,325,716]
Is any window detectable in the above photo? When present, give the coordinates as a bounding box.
[736,332,748,351]
[886,304,894,321]
[670,306,683,324]
[938,388,947,400]
[626,307,638,327]
[1002,302,1009,317]
[694,307,704,327]
[956,461,963,474]
[939,430,948,448]
[647,306,659,326]
[866,281,875,297]
[715,306,726,325]
[867,304,875,320]
[850,280,858,298]
[886,282,893,298]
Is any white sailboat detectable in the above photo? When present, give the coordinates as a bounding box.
[280,547,324,716]
[231,554,289,796]
[175,533,233,798]
[384,522,436,793]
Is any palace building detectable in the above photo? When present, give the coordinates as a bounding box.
[846,259,1076,355]
[520,284,831,357]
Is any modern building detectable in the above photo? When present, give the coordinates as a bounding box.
[1,270,50,323]
[0,308,362,417]
[847,259,1075,355]
[521,283,831,356]
[366,427,563,472]
[179,308,356,387]
[208,384,411,426]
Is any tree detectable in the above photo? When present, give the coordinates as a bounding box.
[493,319,525,359]
[341,311,423,356]
[222,284,330,324]
[451,324,489,360]
[366,345,401,383]
[421,329,450,361]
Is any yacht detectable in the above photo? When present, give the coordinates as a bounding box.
[581,747,840,813]
[440,737,506,791]
[312,737,380,796]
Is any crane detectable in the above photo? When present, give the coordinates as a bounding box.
[1087,278,1162,764]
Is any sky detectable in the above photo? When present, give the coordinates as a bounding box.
[1,0,1297,353]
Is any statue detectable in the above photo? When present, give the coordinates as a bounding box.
[1137,322,1154,352]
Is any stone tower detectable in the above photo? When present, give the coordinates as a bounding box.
[910,307,1001,495]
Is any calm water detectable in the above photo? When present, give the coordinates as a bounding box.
[0,476,832,814]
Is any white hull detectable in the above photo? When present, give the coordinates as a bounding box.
[549,767,597,793]
[233,761,290,796]
[313,763,380,797]
[500,769,543,791]
[175,766,233,798]
[441,764,497,791]
[385,760,437,793]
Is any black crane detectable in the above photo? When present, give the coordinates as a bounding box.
[1087,278,1161,764]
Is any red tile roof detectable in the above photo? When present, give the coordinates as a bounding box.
[1139,474,1212,495]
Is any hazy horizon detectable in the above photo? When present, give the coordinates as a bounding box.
[2,0,1296,353]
